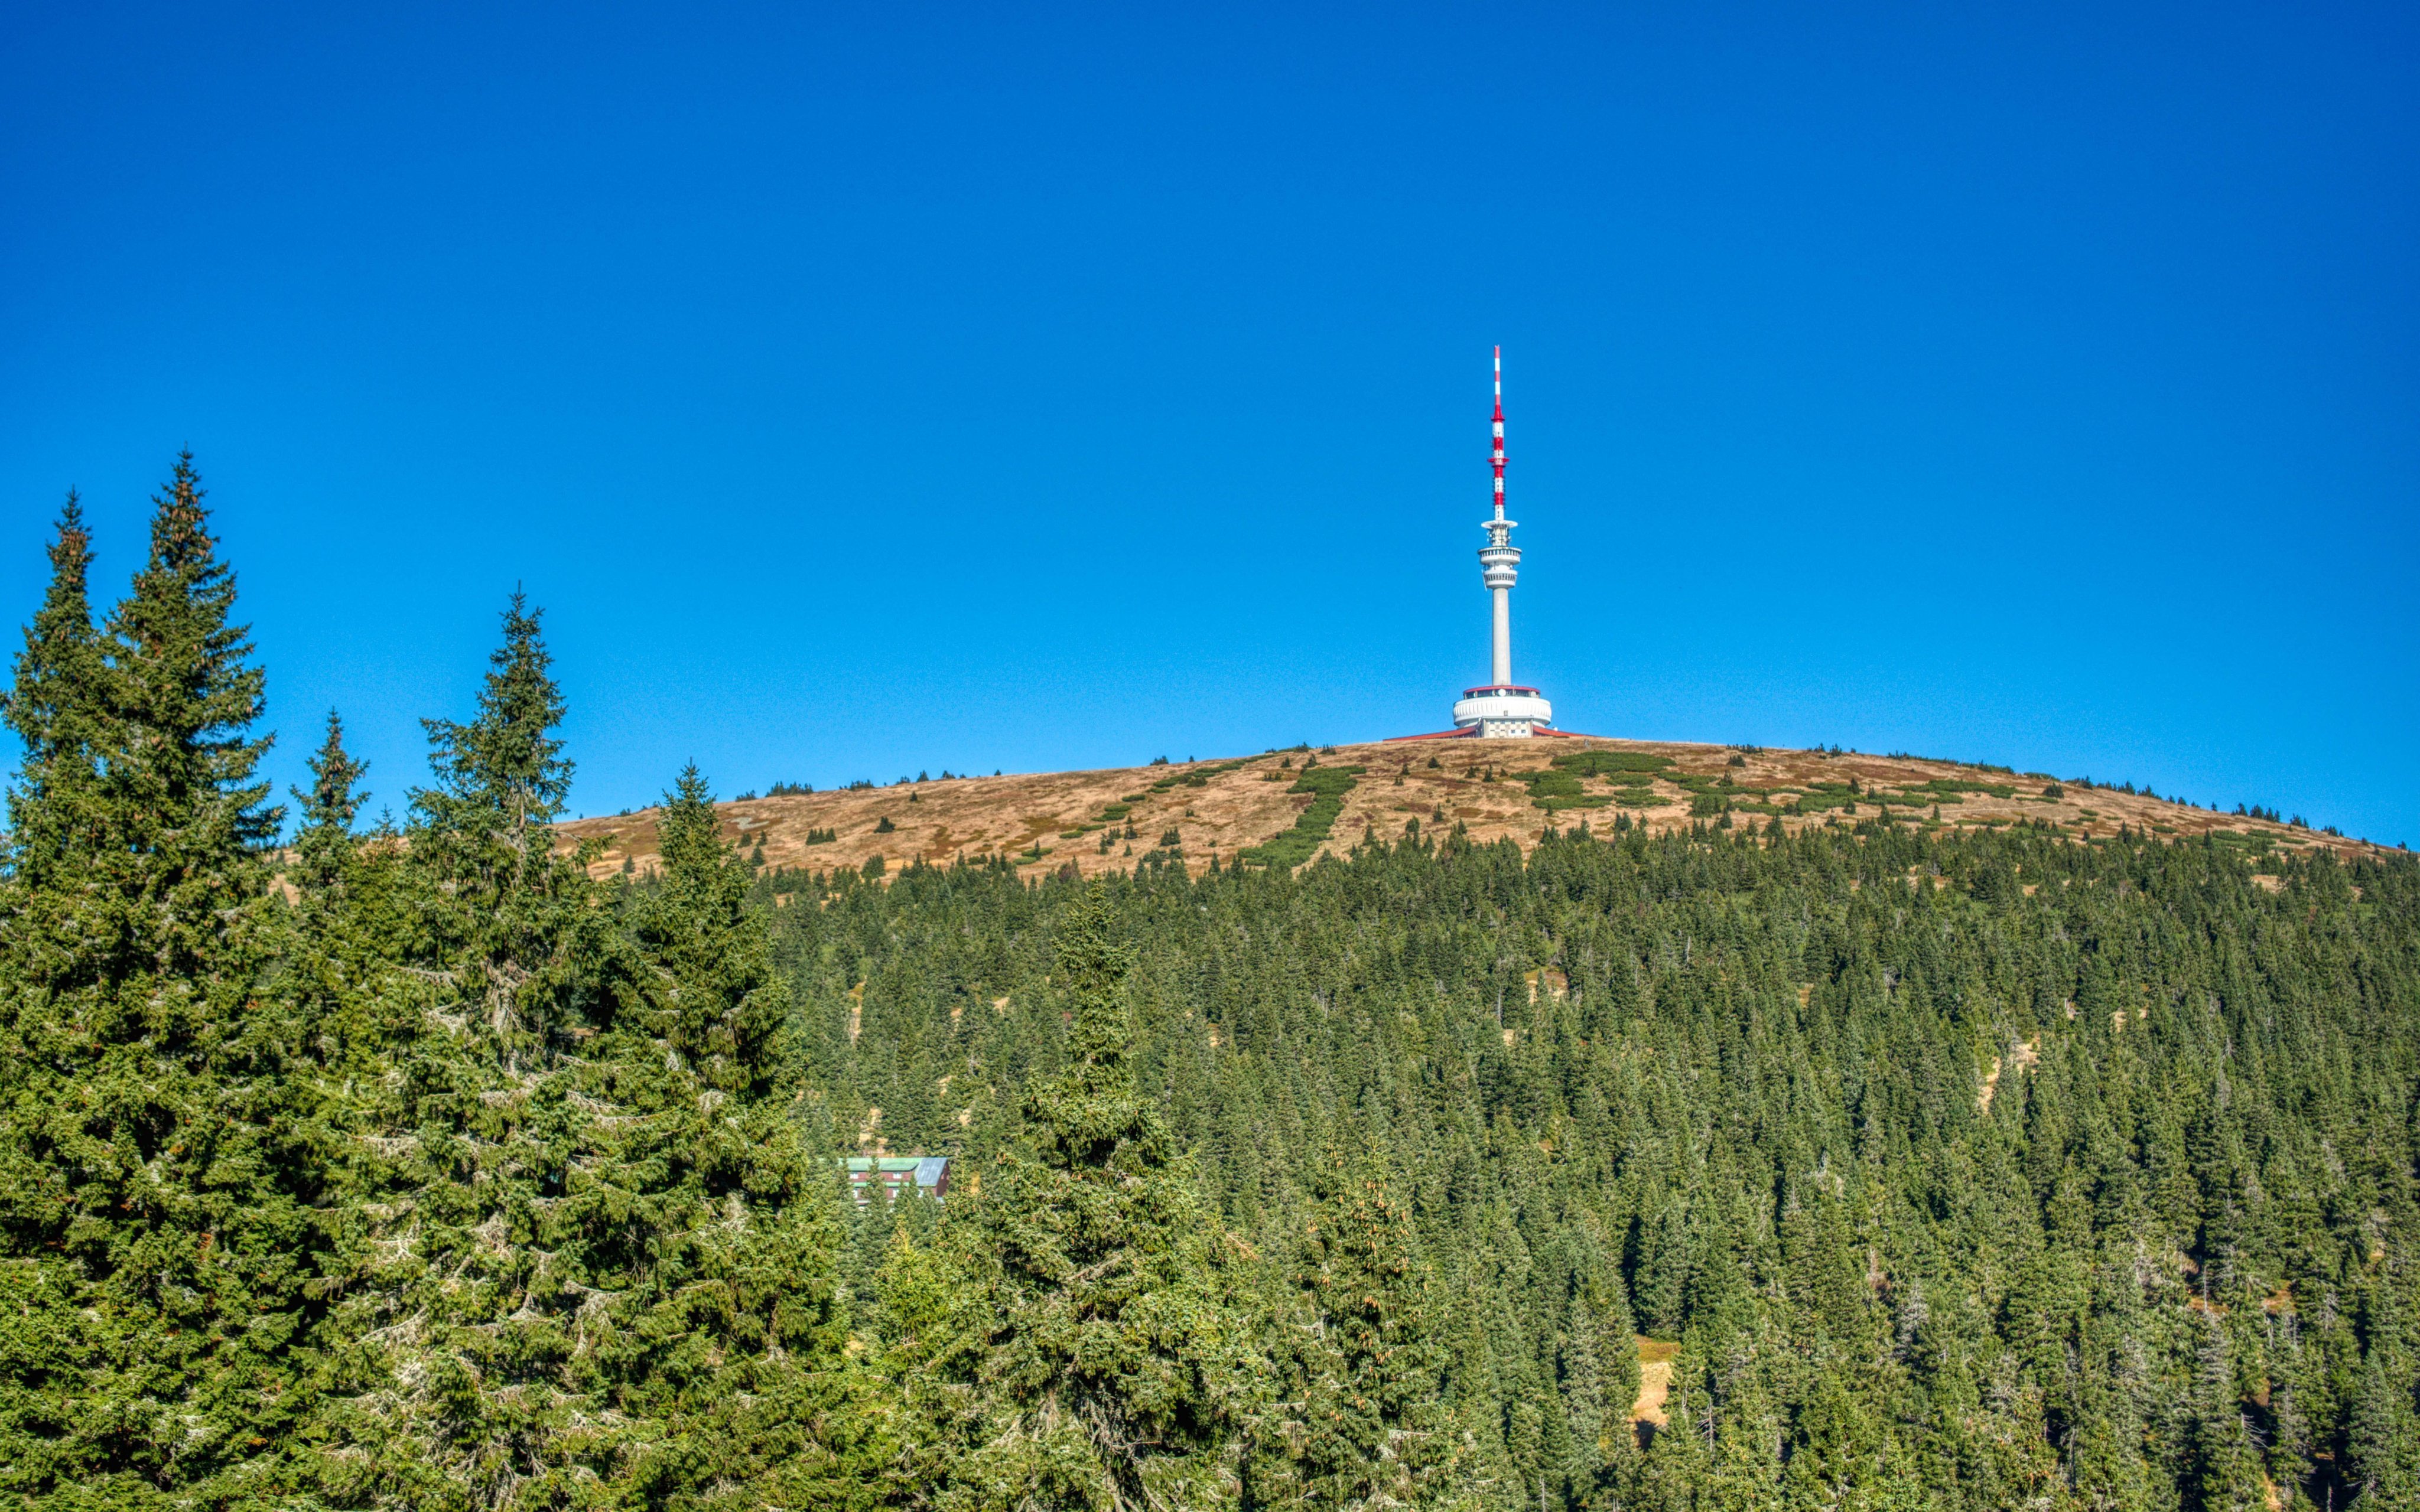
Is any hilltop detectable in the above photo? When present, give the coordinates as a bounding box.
[556,737,2388,880]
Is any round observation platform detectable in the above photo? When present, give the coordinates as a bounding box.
[1452,685,1553,738]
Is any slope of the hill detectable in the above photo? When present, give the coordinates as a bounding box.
[772,807,2420,1512]
[556,737,2388,879]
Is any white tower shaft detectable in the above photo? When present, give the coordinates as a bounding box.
[1491,585,1512,686]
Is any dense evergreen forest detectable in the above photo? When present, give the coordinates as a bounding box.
[4,462,2418,1511]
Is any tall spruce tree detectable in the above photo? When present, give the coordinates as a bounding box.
[932,883,1246,1512]
[583,765,882,1507]
[313,621,880,1509]
[0,494,102,900]
[408,588,582,1009]
[617,766,784,1096]
[2348,1342,2419,1510]
[0,458,317,1504]
[2187,1312,2269,1512]
[1250,1137,1469,1510]
[311,592,623,1507]
[291,708,371,892]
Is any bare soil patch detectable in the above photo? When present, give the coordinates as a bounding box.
[1634,1337,1679,1430]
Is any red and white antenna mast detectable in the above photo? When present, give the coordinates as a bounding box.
[1491,344,1507,520]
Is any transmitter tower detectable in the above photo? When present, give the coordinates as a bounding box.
[1448,347,1554,737]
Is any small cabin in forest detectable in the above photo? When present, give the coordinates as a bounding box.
[841,1155,952,1204]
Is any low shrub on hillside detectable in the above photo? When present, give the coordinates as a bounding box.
[1241,765,1364,869]
[1553,750,1672,777]
[1524,768,1611,813]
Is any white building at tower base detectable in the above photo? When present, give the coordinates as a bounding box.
[1451,684,1556,739]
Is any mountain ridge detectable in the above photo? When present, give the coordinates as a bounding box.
[556,736,2388,881]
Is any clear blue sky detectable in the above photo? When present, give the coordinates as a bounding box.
[4,2,2414,845]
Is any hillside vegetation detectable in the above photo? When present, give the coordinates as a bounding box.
[4,461,2417,1512]
[558,736,2387,887]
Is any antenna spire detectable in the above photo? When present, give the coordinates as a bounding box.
[1491,346,1506,520]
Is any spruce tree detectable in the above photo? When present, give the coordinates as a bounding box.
[274,706,418,1094]
[311,592,623,1507]
[291,708,371,891]
[618,765,783,1095]
[2348,1344,2419,1510]
[92,453,281,973]
[412,589,575,922]
[0,493,102,899]
[2187,1312,2268,1512]
[1251,1138,1468,1510]
[586,765,882,1508]
[934,883,1245,1511]
[0,458,315,1503]
[313,625,881,1510]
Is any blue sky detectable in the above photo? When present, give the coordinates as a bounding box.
[4,2,2415,844]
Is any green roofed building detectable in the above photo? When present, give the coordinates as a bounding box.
[841,1155,952,1203]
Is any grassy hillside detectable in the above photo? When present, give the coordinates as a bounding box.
[559,737,2388,881]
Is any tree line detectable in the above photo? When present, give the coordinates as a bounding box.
[3,460,2417,1511]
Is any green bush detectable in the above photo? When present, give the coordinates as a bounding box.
[1522,750,1674,811]
[1553,750,1672,777]
[1523,768,1611,813]
[1153,759,1251,794]
[1241,765,1365,868]
[1899,775,2016,800]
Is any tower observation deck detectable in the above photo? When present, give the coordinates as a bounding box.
[1394,347,1575,742]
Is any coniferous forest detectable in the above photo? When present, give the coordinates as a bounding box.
[5,462,2419,1511]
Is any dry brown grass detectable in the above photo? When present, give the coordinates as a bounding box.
[1633,1337,1680,1428]
[555,737,2388,883]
